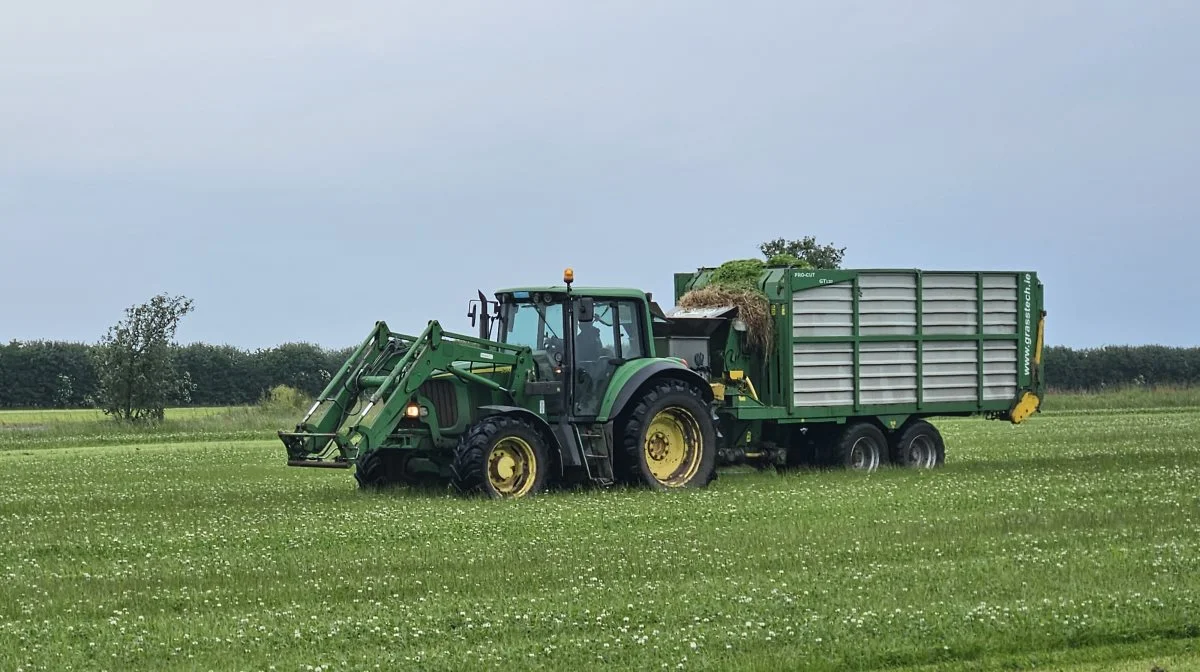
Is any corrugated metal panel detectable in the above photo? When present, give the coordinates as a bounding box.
[792,282,853,337]
[793,342,854,407]
[921,341,978,403]
[922,274,978,335]
[786,269,1031,413]
[859,341,917,404]
[982,274,1018,334]
[859,273,917,336]
[983,341,1018,400]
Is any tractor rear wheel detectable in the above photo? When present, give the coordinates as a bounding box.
[620,379,716,490]
[890,420,945,468]
[827,422,886,472]
[450,415,550,498]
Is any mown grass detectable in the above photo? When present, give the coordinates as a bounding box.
[1042,385,1200,413]
[0,406,296,452]
[1,409,1198,670]
[3,385,1197,451]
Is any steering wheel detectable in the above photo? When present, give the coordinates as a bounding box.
[543,336,563,363]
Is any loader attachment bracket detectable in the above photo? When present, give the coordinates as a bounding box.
[278,430,352,468]
[286,459,350,469]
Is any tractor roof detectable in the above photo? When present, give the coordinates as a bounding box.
[494,286,649,300]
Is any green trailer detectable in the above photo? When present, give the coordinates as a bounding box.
[666,266,1046,470]
[279,265,1045,497]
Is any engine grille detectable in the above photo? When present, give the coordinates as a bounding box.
[419,379,458,428]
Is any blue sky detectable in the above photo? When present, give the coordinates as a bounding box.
[2,1,1196,350]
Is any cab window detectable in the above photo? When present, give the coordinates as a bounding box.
[618,301,645,359]
[575,301,617,362]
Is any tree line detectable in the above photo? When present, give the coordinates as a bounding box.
[1040,344,1200,391]
[1,240,1189,416]
[0,340,352,410]
[2,339,1196,410]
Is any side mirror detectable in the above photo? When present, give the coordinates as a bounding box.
[577,297,594,323]
[469,290,493,337]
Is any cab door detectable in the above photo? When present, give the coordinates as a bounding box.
[570,299,647,417]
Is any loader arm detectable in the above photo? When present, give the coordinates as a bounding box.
[279,320,534,466]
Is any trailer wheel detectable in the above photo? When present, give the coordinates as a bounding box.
[828,422,886,472]
[353,449,407,489]
[891,420,945,468]
[451,415,550,498]
[620,379,717,490]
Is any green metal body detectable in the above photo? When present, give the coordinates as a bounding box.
[280,266,1045,484]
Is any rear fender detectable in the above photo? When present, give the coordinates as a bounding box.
[598,360,713,424]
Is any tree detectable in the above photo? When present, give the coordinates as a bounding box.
[93,293,195,422]
[759,236,846,269]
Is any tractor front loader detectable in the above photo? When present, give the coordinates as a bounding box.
[279,269,719,498]
[279,318,544,491]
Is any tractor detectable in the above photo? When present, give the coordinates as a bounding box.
[279,268,717,497]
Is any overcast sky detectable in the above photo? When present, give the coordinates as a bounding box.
[2,1,1196,350]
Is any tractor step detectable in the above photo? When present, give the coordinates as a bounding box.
[578,427,616,485]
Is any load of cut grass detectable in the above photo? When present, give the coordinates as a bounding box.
[678,259,773,352]
[766,252,812,269]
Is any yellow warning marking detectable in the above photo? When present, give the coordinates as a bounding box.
[1010,391,1040,424]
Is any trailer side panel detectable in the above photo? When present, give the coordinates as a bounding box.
[786,269,1043,419]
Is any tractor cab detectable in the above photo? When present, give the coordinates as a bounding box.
[479,269,656,419]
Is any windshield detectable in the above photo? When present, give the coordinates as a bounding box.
[501,301,563,350]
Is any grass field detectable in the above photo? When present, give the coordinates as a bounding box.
[0,406,241,425]
[1,396,1198,670]
[1042,386,1200,413]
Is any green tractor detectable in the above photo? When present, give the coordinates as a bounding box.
[280,268,717,497]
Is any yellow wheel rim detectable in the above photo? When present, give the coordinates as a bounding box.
[486,436,538,497]
[643,406,703,486]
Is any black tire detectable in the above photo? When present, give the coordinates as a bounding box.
[890,419,945,468]
[826,422,886,471]
[353,449,407,489]
[619,379,717,490]
[450,415,550,498]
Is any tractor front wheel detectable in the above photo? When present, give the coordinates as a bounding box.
[451,416,550,498]
[354,449,407,489]
[620,379,716,490]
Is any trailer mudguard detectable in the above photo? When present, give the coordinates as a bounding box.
[597,359,713,423]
